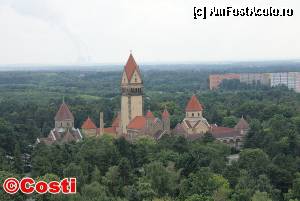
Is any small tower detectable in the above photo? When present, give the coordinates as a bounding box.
[182,95,210,135]
[81,116,97,137]
[145,110,155,134]
[54,100,74,131]
[234,116,249,135]
[120,53,144,134]
[162,107,170,133]
[185,94,204,118]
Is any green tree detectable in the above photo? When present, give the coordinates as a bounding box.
[222,116,237,128]
[251,191,272,201]
[13,143,23,173]
[81,181,109,200]
[144,161,180,197]
[103,166,122,196]
[185,194,213,201]
[238,149,270,177]
[180,168,230,200]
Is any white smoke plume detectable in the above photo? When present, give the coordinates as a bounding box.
[0,0,90,63]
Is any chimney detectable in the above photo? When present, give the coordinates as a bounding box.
[99,112,104,136]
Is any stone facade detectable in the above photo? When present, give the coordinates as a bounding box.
[38,53,250,149]
[37,101,82,145]
[173,95,249,150]
[120,54,144,134]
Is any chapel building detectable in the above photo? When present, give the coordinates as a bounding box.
[37,100,83,145]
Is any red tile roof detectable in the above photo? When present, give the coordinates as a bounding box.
[124,53,140,81]
[211,126,240,138]
[162,108,170,119]
[127,116,146,129]
[146,110,155,118]
[55,102,74,121]
[82,117,97,129]
[104,127,117,134]
[185,95,203,112]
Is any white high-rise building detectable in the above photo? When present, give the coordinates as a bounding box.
[270,72,300,92]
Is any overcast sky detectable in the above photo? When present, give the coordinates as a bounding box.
[0,0,299,65]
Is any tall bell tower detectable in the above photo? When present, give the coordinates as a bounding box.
[120,53,144,134]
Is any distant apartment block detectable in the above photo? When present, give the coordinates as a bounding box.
[240,73,271,85]
[270,72,300,93]
[209,72,300,93]
[209,74,241,90]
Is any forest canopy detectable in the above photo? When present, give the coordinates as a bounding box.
[0,69,299,201]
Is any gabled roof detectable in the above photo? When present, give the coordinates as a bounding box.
[55,102,74,121]
[234,117,249,130]
[82,117,97,129]
[124,53,141,81]
[185,95,203,112]
[146,110,155,118]
[172,123,187,136]
[211,125,240,138]
[62,130,76,143]
[127,116,146,130]
[162,108,170,119]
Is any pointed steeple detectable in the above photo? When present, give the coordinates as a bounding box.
[234,116,249,130]
[185,95,203,112]
[81,117,97,129]
[55,101,74,121]
[124,53,141,81]
[162,107,170,119]
[146,110,155,119]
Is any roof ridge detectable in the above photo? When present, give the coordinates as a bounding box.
[185,95,204,112]
[124,53,140,81]
[54,102,74,121]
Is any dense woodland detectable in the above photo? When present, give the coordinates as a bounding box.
[0,67,300,201]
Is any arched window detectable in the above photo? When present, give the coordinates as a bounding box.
[192,113,194,117]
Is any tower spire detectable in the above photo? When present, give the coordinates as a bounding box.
[120,53,144,134]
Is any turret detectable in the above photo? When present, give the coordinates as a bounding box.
[54,100,74,131]
[162,107,170,133]
[145,110,155,133]
[185,95,204,118]
[234,116,249,135]
[120,53,144,134]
